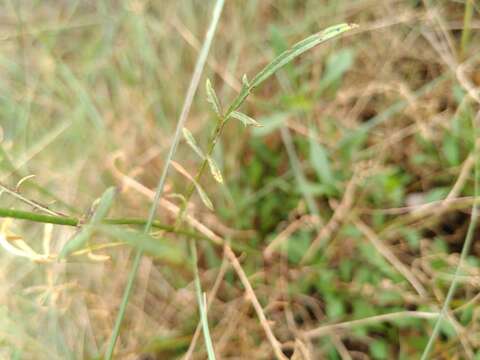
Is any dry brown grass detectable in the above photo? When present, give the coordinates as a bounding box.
[1,1,480,359]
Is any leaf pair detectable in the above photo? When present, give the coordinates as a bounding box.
[182,127,224,184]
[206,78,263,127]
[171,160,215,211]
[206,25,357,127]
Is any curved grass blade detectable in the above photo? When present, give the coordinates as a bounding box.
[225,23,356,118]
[59,187,116,258]
[58,225,94,259]
[105,1,225,357]
[250,23,357,89]
[190,239,216,359]
[90,187,117,223]
[98,226,183,263]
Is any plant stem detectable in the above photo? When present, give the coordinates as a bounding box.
[175,117,227,229]
[420,112,479,359]
[104,1,225,357]
[460,0,474,59]
[105,20,355,358]
[0,207,209,241]
[190,238,216,359]
[0,207,78,226]
[175,24,358,228]
[0,181,64,217]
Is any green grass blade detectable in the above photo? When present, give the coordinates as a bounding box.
[194,181,214,211]
[90,187,117,223]
[420,112,480,359]
[58,226,94,259]
[460,0,474,58]
[58,187,116,258]
[309,127,335,188]
[224,23,356,118]
[190,239,216,360]
[250,23,356,89]
[104,0,225,357]
[98,226,184,263]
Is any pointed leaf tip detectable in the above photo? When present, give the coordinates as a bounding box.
[250,22,356,89]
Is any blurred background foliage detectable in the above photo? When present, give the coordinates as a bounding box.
[1,0,480,359]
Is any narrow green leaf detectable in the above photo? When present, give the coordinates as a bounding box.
[207,156,223,183]
[90,187,117,224]
[231,111,263,127]
[318,48,355,93]
[195,183,214,210]
[190,240,216,359]
[206,78,223,117]
[59,187,116,258]
[171,161,214,210]
[309,133,334,187]
[58,225,94,259]
[442,133,460,166]
[250,23,357,89]
[99,226,184,263]
[183,127,205,159]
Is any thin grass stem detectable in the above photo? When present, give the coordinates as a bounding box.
[103,17,354,358]
[460,0,474,58]
[420,111,480,359]
[0,206,212,241]
[175,24,357,227]
[104,1,225,357]
[190,239,216,359]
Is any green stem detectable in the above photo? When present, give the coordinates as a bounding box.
[105,19,354,358]
[104,1,226,357]
[190,238,216,359]
[0,207,78,226]
[175,117,227,229]
[0,207,208,241]
[460,0,474,59]
[104,248,143,358]
[420,113,479,359]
